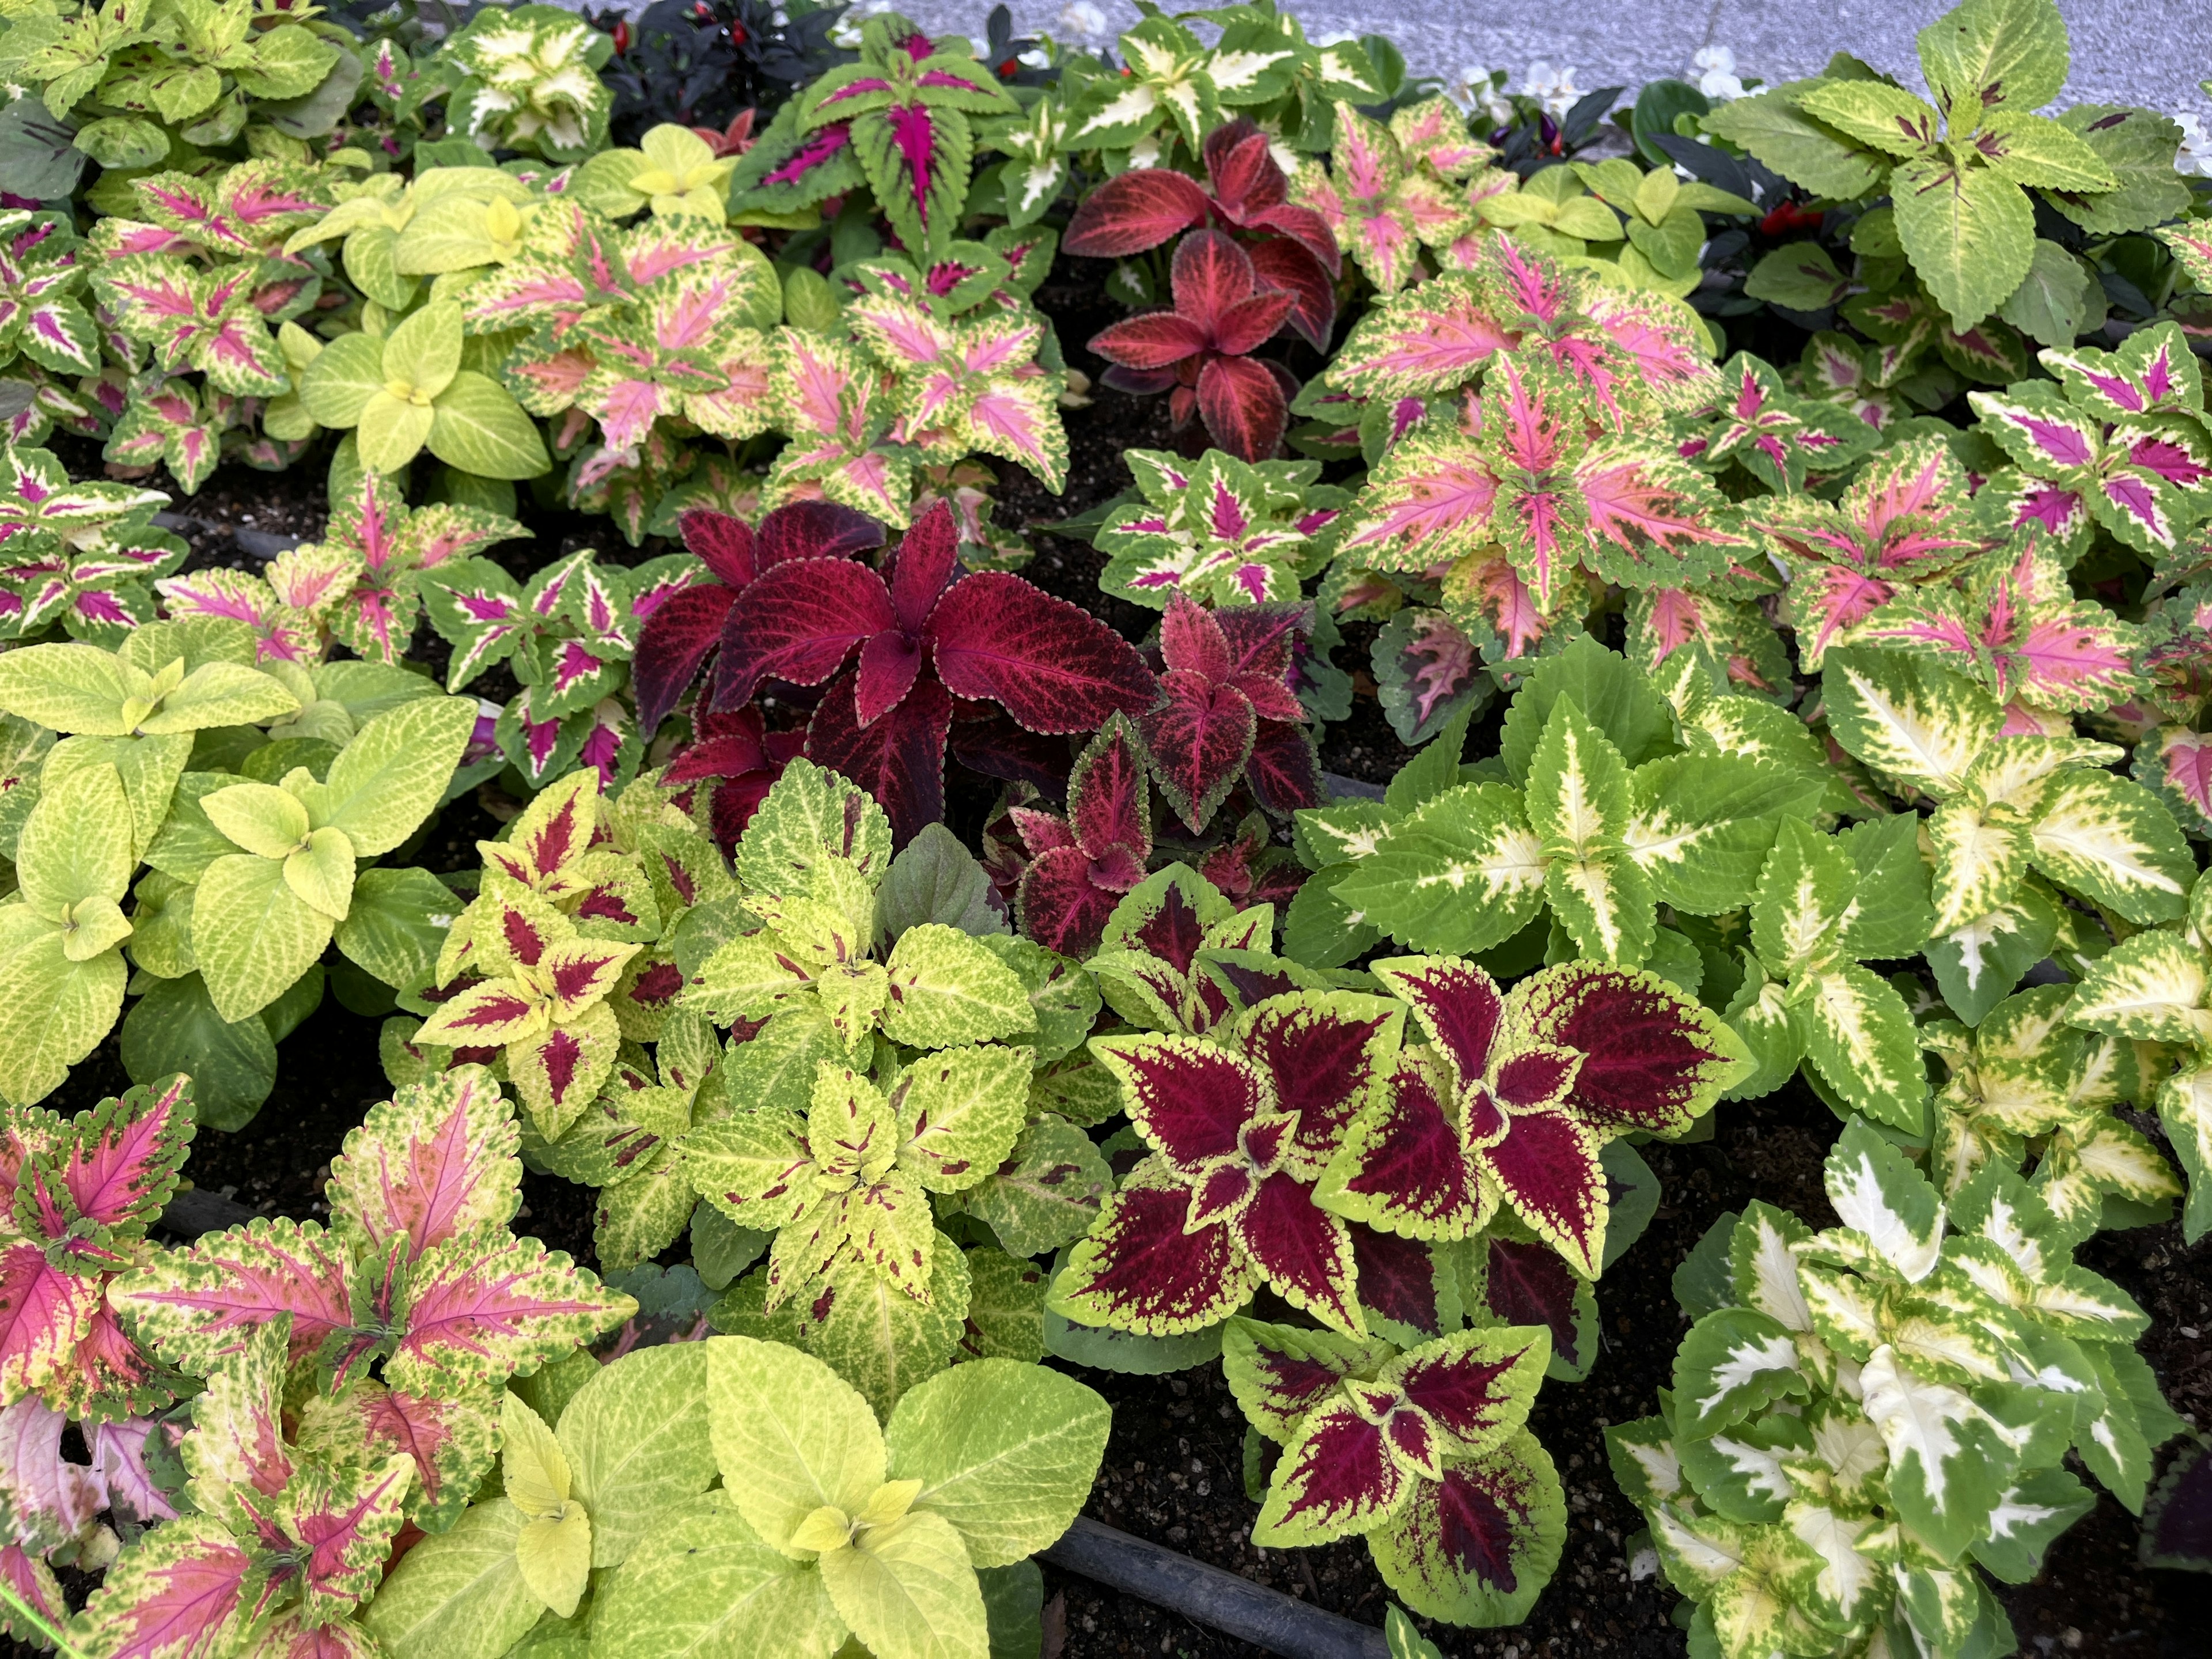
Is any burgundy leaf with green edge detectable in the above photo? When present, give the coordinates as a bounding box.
[1349,1222,1449,1338]
[1222,1318,1391,1444]
[1369,1429,1566,1626]
[1510,962,1749,1138]
[1014,714,1153,955]
[1477,1236,1590,1374]
[1137,665,1255,834]
[1318,1053,1486,1240]
[1050,1159,1262,1335]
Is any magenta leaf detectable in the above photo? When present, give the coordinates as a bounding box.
[50,1074,193,1235]
[1064,169,1211,256]
[382,1222,633,1397]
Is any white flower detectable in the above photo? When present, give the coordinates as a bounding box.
[2177,112,2212,177]
[1693,46,1745,101]
[1520,60,1582,120]
[1313,29,1358,47]
[1018,47,1050,68]
[1448,65,1515,126]
[1056,1,1107,39]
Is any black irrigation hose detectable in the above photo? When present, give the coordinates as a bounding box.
[1042,1517,1389,1659]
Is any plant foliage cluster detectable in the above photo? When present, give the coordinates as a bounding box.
[0,0,2209,1651]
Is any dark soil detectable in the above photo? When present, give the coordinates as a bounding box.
[15,268,2208,1659]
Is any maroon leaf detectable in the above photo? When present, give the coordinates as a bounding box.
[1231,1171,1359,1333]
[1173,230,1260,333]
[1350,1224,1445,1336]
[855,631,927,724]
[1380,960,1506,1090]
[1056,1173,1261,1333]
[1235,997,1396,1173]
[1268,1399,1403,1535]
[1199,355,1290,462]
[1100,1035,1264,1173]
[1139,672,1256,832]
[1017,846,1124,955]
[1213,289,1297,358]
[1515,965,1739,1135]
[927,572,1157,732]
[1243,720,1323,815]
[1480,1237,1589,1374]
[1475,1107,1606,1278]
[1248,236,1338,353]
[887,500,960,630]
[1204,124,1286,218]
[716,558,896,707]
[756,499,885,570]
[1069,714,1151,859]
[1248,203,1344,281]
[1089,310,1209,370]
[677,509,759,588]
[632,584,737,736]
[804,668,953,844]
[1160,594,1233,681]
[1327,1055,1483,1238]
[1064,168,1212,256]
[947,704,1073,794]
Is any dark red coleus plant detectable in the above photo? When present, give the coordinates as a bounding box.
[1317,957,1748,1278]
[630,498,886,737]
[1139,594,1322,831]
[716,500,1159,841]
[1065,118,1340,350]
[663,704,807,855]
[1013,714,1150,956]
[1090,229,1301,463]
[1054,990,1404,1336]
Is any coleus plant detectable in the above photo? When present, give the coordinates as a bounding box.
[1288,97,1489,296]
[0,449,177,646]
[441,4,617,161]
[1223,1317,1563,1627]
[0,1392,174,1642]
[1138,594,1323,834]
[368,1337,1108,1659]
[111,1065,635,1525]
[1062,115,1342,350]
[713,499,1157,841]
[1612,1118,2181,1658]
[1093,447,1346,609]
[1673,353,1878,495]
[1088,228,1302,462]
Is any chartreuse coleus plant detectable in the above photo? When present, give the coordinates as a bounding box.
[1223,1317,1562,1626]
[1922,983,2183,1232]
[0,449,180,645]
[1610,1118,2181,1659]
[1700,0,2185,331]
[1093,448,1346,609]
[364,1336,1106,1659]
[281,164,543,316]
[1819,644,2196,1018]
[2063,868,2212,1241]
[1313,637,1825,974]
[0,1073,191,1418]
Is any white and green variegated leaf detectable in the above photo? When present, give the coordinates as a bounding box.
[1728,1201,1813,1334]
[1625,754,1821,916]
[2027,771,2195,926]
[1820,647,2002,799]
[1332,783,1547,956]
[1858,1344,2016,1563]
[1785,1498,1892,1628]
[1927,802,2031,935]
[1526,699,1650,966]
[1824,1117,1945,1284]
[2075,1339,2181,1511]
[1971,1465,2095,1585]
[1722,957,1806,1102]
[1750,819,1860,982]
[1798,964,1927,1134]
[2066,929,2210,1046]
[1925,887,2060,1029]
[1676,1411,1813,1523]
[1673,1307,1808,1434]
[879,924,1035,1049]
[2157,1066,2212,1244]
[1794,1261,1884,1360]
[1647,1506,1828,1654]
[1603,1416,1688,1510]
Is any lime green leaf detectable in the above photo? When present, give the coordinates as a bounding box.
[361,1498,540,1658]
[558,1342,717,1568]
[192,851,336,1022]
[429,370,551,480]
[14,759,132,919]
[816,1508,987,1659]
[880,925,1035,1048]
[589,1490,848,1659]
[385,299,465,400]
[0,917,126,1105]
[285,825,358,921]
[706,1336,887,1555]
[1701,86,1888,198]
[1914,0,2069,118]
[1892,155,2035,329]
[324,694,478,856]
[302,330,389,427]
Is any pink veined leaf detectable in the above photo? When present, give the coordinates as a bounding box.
[353,1385,499,1533]
[715,555,898,707]
[285,1454,415,1623]
[1063,168,1211,256]
[91,1418,179,1525]
[382,1222,632,1397]
[111,1217,359,1374]
[927,570,1158,733]
[66,1516,262,1659]
[1067,713,1152,861]
[0,1396,106,1540]
[52,1074,194,1234]
[0,1243,100,1401]
[325,1067,520,1266]
[1328,270,1516,397]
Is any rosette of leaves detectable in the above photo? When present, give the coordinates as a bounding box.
[111,1068,633,1531]
[1922,984,2182,1228]
[2065,872,2212,1240]
[1325,638,1824,971]
[1699,0,2188,331]
[787,13,1016,260]
[0,210,101,400]
[1612,1120,2180,1659]
[573,120,744,222]
[281,165,543,313]
[1319,955,1746,1278]
[1137,594,1324,832]
[441,4,616,162]
[1325,228,1721,429]
[1287,97,1488,296]
[1094,448,1345,609]
[0,0,345,169]
[1050,987,1407,1338]
[0,447,180,644]
[0,1074,191,1418]
[1565,154,1760,300]
[1820,645,2196,1012]
[301,298,551,483]
[1062,115,1342,350]
[1674,353,1880,494]
[1967,320,2212,559]
[372,1336,1105,1659]
[1224,1318,1563,1626]
[713,499,1156,842]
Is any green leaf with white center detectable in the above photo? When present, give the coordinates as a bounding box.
[2075,1339,2179,1511]
[1926,887,2059,1028]
[884,1357,1109,1569]
[1728,1201,1814,1334]
[1971,1465,2094,1585]
[1796,1260,1884,1358]
[1825,1116,1946,1283]
[1677,1410,1814,1522]
[1625,755,1823,916]
[706,1335,887,1558]
[880,925,1036,1050]
[1335,783,1546,956]
[2026,771,2194,926]
[1525,698,1649,967]
[323,694,480,857]
[1603,1416,1688,1510]
[1751,819,1861,982]
[889,1043,1031,1194]
[815,1507,986,1659]
[1647,1506,1828,1654]
[1785,1497,1892,1627]
[2066,929,2210,1046]
[1674,1307,1809,1434]
[1722,957,1806,1102]
[1799,964,1927,1134]
[1820,647,2001,799]
[2157,1066,2212,1244]
[558,1341,717,1569]
[1859,1343,2017,1563]
[1928,802,2031,935]
[192,851,338,1023]
[590,1489,848,1659]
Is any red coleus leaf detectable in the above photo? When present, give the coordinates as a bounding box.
[718,556,899,705]
[1511,962,1744,1137]
[1100,1031,1265,1173]
[1172,230,1266,335]
[1088,310,1209,369]
[1241,720,1323,816]
[927,568,1158,732]
[1471,1106,1607,1279]
[1350,1224,1449,1337]
[631,584,738,737]
[1064,168,1212,256]
[1050,1160,1263,1335]
[1247,236,1338,353]
[1198,355,1290,464]
[805,666,955,845]
[1139,669,1256,832]
[1478,1236,1592,1376]
[1232,1170,1361,1333]
[1319,1053,1488,1240]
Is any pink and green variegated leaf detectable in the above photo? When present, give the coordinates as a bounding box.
[0,1243,101,1403]
[2098,421,2212,553]
[1575,442,1744,596]
[154,569,320,665]
[1317,1051,1488,1240]
[44,1075,194,1237]
[352,1384,499,1535]
[1048,1156,1263,1335]
[381,1221,633,1397]
[1338,426,1502,574]
[482,767,598,893]
[421,562,528,691]
[243,1609,382,1658]
[65,1516,262,1659]
[2043,321,2202,421]
[1328,270,1516,399]
[1471,1107,1608,1278]
[1969,385,2103,482]
[112,1217,359,1376]
[283,1453,414,1624]
[2153,224,2212,290]
[1253,1395,1407,1544]
[325,1066,520,1267]
[1391,97,1495,180]
[1220,1317,1396,1443]
[1368,1429,1567,1626]
[1571,285,1724,419]
[181,1321,293,1531]
[2139,726,2212,836]
[1509,962,1750,1138]
[850,101,975,262]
